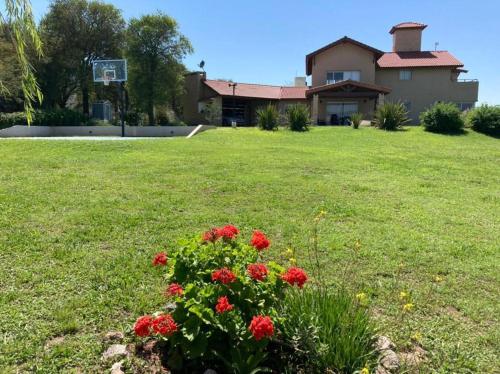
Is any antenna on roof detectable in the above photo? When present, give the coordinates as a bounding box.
[434,42,439,51]
[198,60,205,72]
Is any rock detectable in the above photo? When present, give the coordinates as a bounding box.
[102,344,129,361]
[203,370,218,374]
[374,335,399,373]
[380,349,400,372]
[111,361,124,374]
[375,335,396,351]
[104,331,124,343]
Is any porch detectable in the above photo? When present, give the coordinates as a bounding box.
[307,80,391,125]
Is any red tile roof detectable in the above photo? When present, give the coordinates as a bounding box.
[203,80,307,100]
[389,22,427,34]
[377,51,463,68]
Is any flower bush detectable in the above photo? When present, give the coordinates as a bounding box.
[133,225,308,372]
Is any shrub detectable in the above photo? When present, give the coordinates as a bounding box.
[0,112,27,129]
[279,288,376,373]
[350,113,363,129]
[373,102,409,130]
[286,103,310,132]
[203,100,222,125]
[257,104,279,131]
[465,104,500,134]
[0,109,87,128]
[420,102,464,133]
[133,226,309,373]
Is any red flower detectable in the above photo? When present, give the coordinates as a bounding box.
[281,267,308,288]
[218,225,240,240]
[165,283,183,297]
[247,263,268,281]
[215,296,234,314]
[151,314,178,336]
[134,315,153,337]
[202,228,221,243]
[152,252,167,266]
[212,268,237,284]
[248,315,274,341]
[250,230,270,251]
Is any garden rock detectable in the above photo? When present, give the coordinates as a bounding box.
[374,336,400,373]
[102,344,129,361]
[110,360,124,374]
[104,331,124,343]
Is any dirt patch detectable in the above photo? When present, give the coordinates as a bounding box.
[44,336,65,350]
[399,345,427,368]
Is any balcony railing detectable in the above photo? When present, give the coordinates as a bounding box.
[453,78,479,82]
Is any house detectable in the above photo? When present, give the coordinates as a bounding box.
[182,22,478,125]
[182,74,308,125]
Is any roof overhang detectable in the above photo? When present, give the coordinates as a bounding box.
[306,80,391,97]
[306,36,383,76]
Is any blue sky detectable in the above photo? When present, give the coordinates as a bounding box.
[28,0,500,104]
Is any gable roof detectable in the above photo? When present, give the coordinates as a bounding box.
[390,22,427,34]
[377,51,463,68]
[306,36,383,75]
[306,80,391,97]
[203,80,307,100]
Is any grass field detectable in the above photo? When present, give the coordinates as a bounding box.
[0,127,499,373]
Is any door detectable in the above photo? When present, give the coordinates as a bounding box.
[326,102,358,125]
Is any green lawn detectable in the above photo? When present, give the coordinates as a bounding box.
[0,127,499,373]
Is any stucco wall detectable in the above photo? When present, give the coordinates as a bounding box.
[392,29,422,52]
[311,43,377,87]
[0,125,214,138]
[376,67,479,123]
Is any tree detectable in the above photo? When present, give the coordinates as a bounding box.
[0,0,43,122]
[126,13,192,125]
[39,0,125,115]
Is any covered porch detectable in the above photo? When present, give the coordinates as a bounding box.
[307,80,391,125]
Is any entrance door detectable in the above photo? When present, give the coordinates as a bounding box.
[326,102,358,125]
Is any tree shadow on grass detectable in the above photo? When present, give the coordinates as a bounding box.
[424,129,469,136]
[473,129,500,139]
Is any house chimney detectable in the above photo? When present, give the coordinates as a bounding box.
[390,22,427,52]
[294,77,307,87]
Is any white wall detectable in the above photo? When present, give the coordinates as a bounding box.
[0,125,215,138]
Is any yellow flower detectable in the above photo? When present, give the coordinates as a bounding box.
[289,258,297,265]
[314,210,327,222]
[399,291,409,300]
[403,303,414,312]
[360,368,370,374]
[354,239,362,252]
[434,275,443,282]
[412,331,422,342]
[356,292,368,305]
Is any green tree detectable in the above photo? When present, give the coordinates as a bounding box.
[1,0,43,123]
[39,0,125,115]
[126,13,192,125]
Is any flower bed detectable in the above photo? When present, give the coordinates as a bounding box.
[133,225,308,372]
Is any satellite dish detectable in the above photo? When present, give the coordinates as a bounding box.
[198,60,205,71]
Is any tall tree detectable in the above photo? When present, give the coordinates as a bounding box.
[126,13,192,125]
[0,0,43,122]
[39,0,124,115]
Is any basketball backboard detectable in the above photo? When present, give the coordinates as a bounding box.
[93,59,127,83]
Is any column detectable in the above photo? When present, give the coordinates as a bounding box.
[311,94,319,125]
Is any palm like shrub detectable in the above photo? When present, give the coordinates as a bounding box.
[350,112,363,129]
[420,102,464,133]
[465,104,500,134]
[373,102,409,130]
[279,288,376,373]
[257,104,279,131]
[286,103,310,132]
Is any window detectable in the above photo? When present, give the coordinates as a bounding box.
[399,70,412,80]
[327,70,360,84]
[402,101,411,112]
[458,102,474,111]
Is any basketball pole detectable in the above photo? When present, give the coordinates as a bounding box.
[120,82,126,137]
